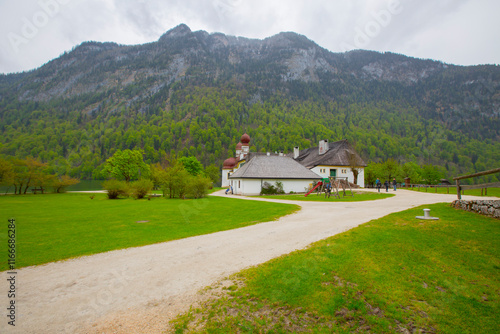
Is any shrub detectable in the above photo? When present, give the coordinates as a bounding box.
[261,182,276,195]
[187,175,212,199]
[275,181,285,194]
[103,179,129,199]
[131,179,154,199]
[260,181,285,195]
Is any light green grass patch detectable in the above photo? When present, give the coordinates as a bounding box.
[173,203,500,333]
[0,193,298,270]
[407,186,500,197]
[257,191,394,202]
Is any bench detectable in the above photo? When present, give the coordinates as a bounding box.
[31,187,44,194]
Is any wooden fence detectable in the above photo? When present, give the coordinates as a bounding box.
[453,168,500,200]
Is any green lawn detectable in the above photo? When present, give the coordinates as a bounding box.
[257,191,394,202]
[0,193,298,270]
[173,203,500,333]
[406,186,500,197]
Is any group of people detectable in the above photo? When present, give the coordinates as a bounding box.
[375,178,397,192]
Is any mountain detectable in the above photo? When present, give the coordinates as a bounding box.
[0,24,499,180]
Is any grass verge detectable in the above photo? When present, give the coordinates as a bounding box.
[406,186,500,197]
[257,191,394,202]
[0,193,298,270]
[172,203,500,333]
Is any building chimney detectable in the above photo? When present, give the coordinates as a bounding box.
[319,140,329,155]
[293,147,300,159]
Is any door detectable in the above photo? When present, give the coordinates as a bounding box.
[330,169,337,178]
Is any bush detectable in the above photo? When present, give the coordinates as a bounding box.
[187,175,212,199]
[131,179,154,199]
[260,181,285,195]
[103,179,129,199]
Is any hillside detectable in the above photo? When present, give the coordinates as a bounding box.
[0,24,498,180]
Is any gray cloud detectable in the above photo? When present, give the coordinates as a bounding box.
[0,0,498,74]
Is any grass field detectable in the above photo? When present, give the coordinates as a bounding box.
[406,186,500,197]
[173,203,500,333]
[0,193,299,270]
[257,191,394,202]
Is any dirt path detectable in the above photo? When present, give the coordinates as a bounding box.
[0,190,493,333]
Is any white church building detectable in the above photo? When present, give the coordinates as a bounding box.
[222,134,366,195]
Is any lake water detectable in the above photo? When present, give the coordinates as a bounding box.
[0,180,105,193]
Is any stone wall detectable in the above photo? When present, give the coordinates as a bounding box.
[451,200,500,219]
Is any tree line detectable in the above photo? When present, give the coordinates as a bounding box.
[0,85,498,185]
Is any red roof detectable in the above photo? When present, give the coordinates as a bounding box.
[240,133,250,144]
[223,157,237,168]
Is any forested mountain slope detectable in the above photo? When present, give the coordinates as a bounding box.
[0,24,498,180]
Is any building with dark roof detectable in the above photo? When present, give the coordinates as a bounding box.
[293,139,367,187]
[229,155,321,195]
[221,134,367,194]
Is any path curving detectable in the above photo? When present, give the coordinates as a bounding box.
[0,189,494,333]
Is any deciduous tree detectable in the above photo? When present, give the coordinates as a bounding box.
[103,149,150,182]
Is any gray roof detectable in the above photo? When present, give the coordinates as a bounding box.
[229,155,322,179]
[295,139,367,168]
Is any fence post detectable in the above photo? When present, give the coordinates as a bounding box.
[456,179,461,200]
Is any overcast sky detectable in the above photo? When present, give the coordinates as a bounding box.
[0,0,498,74]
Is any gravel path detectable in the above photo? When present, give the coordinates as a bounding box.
[0,189,492,333]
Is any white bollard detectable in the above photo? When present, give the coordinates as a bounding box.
[416,208,439,220]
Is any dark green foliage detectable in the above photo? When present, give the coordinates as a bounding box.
[102,179,129,199]
[260,181,285,195]
[103,149,150,182]
[365,160,446,186]
[179,156,203,176]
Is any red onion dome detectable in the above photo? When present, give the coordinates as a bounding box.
[236,142,243,150]
[240,133,250,144]
[223,157,237,168]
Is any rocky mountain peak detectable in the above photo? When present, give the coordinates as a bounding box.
[159,23,193,41]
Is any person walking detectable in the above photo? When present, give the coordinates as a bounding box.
[384,180,389,192]
[376,178,381,192]
[393,178,397,191]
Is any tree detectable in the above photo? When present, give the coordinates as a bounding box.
[103,149,150,182]
[347,150,364,185]
[400,162,422,184]
[381,158,400,184]
[0,158,15,190]
[51,175,80,193]
[179,156,203,176]
[204,164,220,185]
[364,162,382,188]
[149,163,168,190]
[421,164,445,185]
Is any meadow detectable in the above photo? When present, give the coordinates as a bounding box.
[406,186,500,197]
[0,193,299,270]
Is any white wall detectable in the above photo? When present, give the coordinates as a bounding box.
[230,178,318,196]
[311,165,365,188]
[221,169,232,187]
